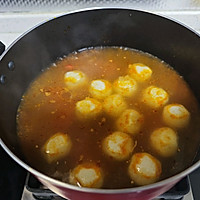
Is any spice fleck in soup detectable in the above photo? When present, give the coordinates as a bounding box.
[17,47,200,189]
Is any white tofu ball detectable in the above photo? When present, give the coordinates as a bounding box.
[128,153,162,186]
[89,79,112,99]
[102,131,134,161]
[103,94,127,117]
[43,132,72,163]
[150,127,178,157]
[113,75,137,97]
[142,86,169,108]
[76,97,102,120]
[116,109,144,135]
[64,70,87,90]
[69,163,103,188]
[163,104,190,129]
[128,63,152,82]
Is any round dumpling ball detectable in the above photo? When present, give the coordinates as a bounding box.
[150,127,178,157]
[142,86,169,108]
[128,153,162,186]
[103,94,127,117]
[89,79,112,99]
[163,104,190,129]
[113,75,137,97]
[76,97,102,120]
[128,63,152,82]
[64,70,87,90]
[69,163,103,188]
[102,131,134,160]
[43,132,72,163]
[116,109,144,135]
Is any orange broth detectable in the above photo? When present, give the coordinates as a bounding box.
[17,47,200,189]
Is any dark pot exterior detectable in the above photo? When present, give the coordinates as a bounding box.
[0,8,200,200]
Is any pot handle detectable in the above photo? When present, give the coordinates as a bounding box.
[0,41,5,56]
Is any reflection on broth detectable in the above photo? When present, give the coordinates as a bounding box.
[17,47,200,189]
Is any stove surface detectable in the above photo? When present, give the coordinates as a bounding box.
[0,146,26,200]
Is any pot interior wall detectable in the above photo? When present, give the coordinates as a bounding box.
[0,9,200,162]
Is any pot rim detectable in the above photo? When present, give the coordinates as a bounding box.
[0,7,200,194]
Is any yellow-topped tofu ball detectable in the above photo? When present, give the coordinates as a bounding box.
[64,70,87,89]
[128,153,162,186]
[150,127,178,157]
[128,63,152,82]
[89,79,112,99]
[116,109,144,135]
[43,132,72,163]
[163,104,190,129]
[142,86,169,108]
[69,163,103,188]
[113,75,137,97]
[76,97,102,120]
[103,94,127,117]
[102,131,134,161]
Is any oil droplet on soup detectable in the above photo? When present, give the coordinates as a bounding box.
[17,47,200,189]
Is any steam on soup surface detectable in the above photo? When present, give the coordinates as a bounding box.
[17,47,200,189]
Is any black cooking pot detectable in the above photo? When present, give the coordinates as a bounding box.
[0,8,200,200]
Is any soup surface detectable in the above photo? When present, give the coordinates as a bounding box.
[17,47,200,189]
